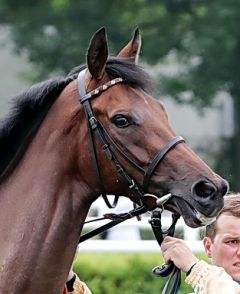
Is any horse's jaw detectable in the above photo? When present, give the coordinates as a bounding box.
[164,197,217,228]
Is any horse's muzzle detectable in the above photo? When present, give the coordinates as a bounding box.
[191,178,229,216]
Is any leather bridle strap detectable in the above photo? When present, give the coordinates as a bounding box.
[150,210,181,294]
[79,206,181,294]
[79,205,147,243]
[77,69,185,209]
[143,136,185,190]
[77,69,145,208]
[77,68,184,293]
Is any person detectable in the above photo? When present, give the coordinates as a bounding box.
[161,193,240,293]
[63,268,92,294]
[63,251,92,294]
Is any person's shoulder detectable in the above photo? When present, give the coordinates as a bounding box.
[72,276,92,294]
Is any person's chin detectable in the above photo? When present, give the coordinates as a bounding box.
[232,274,240,281]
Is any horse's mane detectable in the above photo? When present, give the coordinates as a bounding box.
[0,58,153,178]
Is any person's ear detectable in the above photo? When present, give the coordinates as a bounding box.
[203,237,213,258]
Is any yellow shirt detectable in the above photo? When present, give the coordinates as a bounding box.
[64,275,92,294]
[186,260,240,294]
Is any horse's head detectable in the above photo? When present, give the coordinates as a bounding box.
[76,28,228,228]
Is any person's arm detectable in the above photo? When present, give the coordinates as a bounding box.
[186,259,240,294]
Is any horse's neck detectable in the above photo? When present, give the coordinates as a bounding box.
[0,92,94,293]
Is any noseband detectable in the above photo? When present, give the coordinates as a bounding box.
[77,68,185,208]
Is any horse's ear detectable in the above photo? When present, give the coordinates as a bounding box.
[117,28,141,64]
[87,27,108,80]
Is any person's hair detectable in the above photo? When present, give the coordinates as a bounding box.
[205,193,240,241]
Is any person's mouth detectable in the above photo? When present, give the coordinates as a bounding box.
[233,262,240,268]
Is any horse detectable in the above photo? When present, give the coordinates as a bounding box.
[0,27,228,294]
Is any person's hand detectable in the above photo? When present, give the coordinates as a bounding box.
[161,236,199,272]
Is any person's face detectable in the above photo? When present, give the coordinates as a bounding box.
[203,214,240,281]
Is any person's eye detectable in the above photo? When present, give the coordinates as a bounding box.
[227,240,239,245]
[111,114,131,128]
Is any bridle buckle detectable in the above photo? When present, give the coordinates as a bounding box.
[129,179,135,189]
[89,116,98,129]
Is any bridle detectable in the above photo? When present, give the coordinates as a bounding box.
[77,68,185,293]
[77,68,185,208]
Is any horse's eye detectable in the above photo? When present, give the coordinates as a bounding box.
[111,115,130,128]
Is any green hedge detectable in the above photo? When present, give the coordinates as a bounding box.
[73,253,210,294]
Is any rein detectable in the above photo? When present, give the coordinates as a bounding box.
[79,204,147,243]
[79,201,181,294]
[150,210,181,294]
[77,69,184,293]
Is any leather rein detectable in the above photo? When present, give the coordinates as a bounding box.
[77,68,184,293]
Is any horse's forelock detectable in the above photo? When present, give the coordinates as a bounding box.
[106,57,154,93]
[67,58,154,94]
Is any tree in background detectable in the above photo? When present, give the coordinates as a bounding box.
[0,0,189,79]
[158,0,240,191]
[0,0,239,189]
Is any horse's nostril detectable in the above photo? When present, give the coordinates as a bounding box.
[192,180,217,199]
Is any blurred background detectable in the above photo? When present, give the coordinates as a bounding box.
[0,1,239,292]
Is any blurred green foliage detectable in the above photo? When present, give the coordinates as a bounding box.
[73,252,210,294]
[0,0,194,79]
